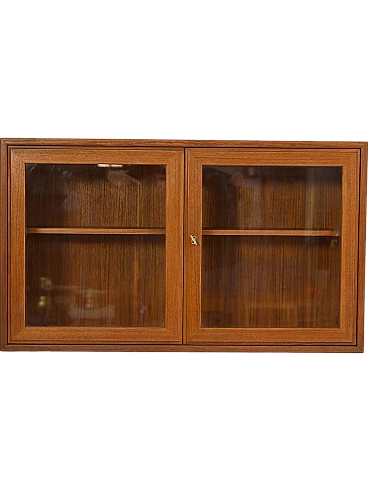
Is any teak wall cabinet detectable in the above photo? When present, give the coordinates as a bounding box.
[0,139,366,352]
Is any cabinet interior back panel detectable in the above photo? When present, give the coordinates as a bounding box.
[26,234,166,328]
[201,236,341,329]
[203,166,342,230]
[26,164,166,229]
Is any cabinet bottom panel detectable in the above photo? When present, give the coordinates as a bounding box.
[2,343,363,353]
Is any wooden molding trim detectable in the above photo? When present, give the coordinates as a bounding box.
[1,343,364,353]
[1,138,368,149]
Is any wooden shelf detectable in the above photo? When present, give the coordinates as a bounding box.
[202,229,339,237]
[26,227,166,235]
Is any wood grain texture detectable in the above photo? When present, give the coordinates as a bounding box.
[27,228,166,235]
[9,148,184,344]
[365,195,368,242]
[9,151,26,338]
[12,326,177,344]
[184,149,202,343]
[26,164,166,229]
[203,229,338,236]
[11,148,180,165]
[165,149,185,344]
[191,148,359,166]
[1,138,367,149]
[203,166,341,231]
[1,343,364,352]
[0,140,8,349]
[183,151,190,345]
[26,234,166,327]
[185,148,360,346]
[1,140,365,352]
[357,145,367,352]
[340,151,360,344]
[201,236,340,328]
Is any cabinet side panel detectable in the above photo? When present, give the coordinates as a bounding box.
[0,141,8,349]
[357,144,367,351]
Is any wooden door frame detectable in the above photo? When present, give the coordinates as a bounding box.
[184,148,361,346]
[7,148,184,345]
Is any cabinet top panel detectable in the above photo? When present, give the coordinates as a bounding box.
[1,138,367,150]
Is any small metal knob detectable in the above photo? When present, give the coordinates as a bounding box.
[190,235,198,246]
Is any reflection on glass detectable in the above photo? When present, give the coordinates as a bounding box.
[26,164,166,228]
[203,166,342,230]
[201,236,340,328]
[26,235,166,327]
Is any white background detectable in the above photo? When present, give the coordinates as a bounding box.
[0,1,367,490]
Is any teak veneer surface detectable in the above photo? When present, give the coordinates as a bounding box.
[0,139,366,352]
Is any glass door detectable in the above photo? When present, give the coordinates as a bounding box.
[9,148,184,344]
[185,149,360,345]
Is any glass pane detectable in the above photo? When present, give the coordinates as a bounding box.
[201,235,340,328]
[26,164,166,228]
[26,235,165,327]
[203,166,342,230]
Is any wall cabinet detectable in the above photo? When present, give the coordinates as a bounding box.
[1,139,366,352]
